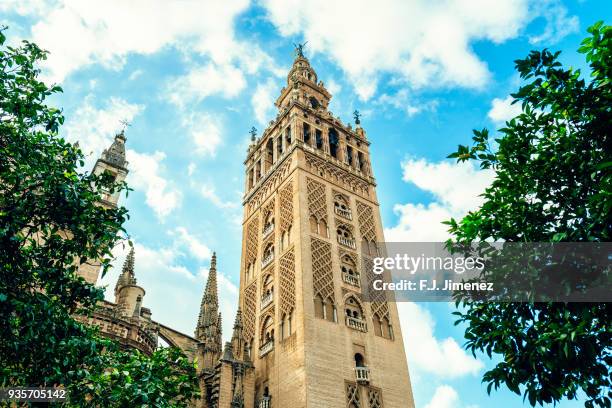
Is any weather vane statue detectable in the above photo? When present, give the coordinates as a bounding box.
[249,126,257,142]
[353,110,361,125]
[293,41,308,58]
[119,119,131,134]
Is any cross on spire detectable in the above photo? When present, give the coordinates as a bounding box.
[353,110,361,125]
[249,126,257,142]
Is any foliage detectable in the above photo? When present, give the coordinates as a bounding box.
[446,22,611,407]
[0,27,199,406]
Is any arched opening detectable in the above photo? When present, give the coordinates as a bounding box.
[345,296,367,332]
[334,194,352,219]
[346,144,354,166]
[315,129,323,150]
[341,254,360,287]
[309,216,318,234]
[266,138,274,169]
[285,126,292,146]
[337,225,355,248]
[263,210,274,237]
[329,128,339,158]
[354,353,365,367]
[262,242,274,267]
[303,122,311,145]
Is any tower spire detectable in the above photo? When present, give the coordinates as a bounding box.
[195,252,222,372]
[231,308,243,358]
[115,246,136,297]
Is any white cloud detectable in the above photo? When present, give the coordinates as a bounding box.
[171,227,213,261]
[166,63,246,108]
[200,184,239,209]
[399,302,483,379]
[423,385,460,408]
[128,69,143,81]
[63,95,144,168]
[385,158,494,242]
[261,0,577,99]
[251,78,277,126]
[488,95,521,124]
[99,241,238,341]
[14,0,257,83]
[126,150,182,219]
[187,163,197,176]
[377,89,439,118]
[528,0,579,45]
[181,112,223,157]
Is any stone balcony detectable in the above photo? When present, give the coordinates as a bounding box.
[262,223,274,238]
[260,292,273,310]
[334,206,352,220]
[342,272,360,288]
[258,396,271,408]
[259,340,274,357]
[261,253,274,268]
[355,366,371,383]
[338,236,356,249]
[346,316,367,332]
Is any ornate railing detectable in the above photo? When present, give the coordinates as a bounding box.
[346,316,367,332]
[334,207,352,220]
[342,272,360,287]
[258,396,271,408]
[261,253,274,268]
[262,223,274,238]
[338,236,356,249]
[355,366,370,383]
[260,292,273,310]
[259,340,274,357]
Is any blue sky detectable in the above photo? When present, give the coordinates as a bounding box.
[2,1,610,407]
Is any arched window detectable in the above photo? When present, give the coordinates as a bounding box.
[337,225,355,248]
[345,296,367,332]
[334,195,352,219]
[354,353,365,367]
[341,255,360,287]
[262,243,274,267]
[329,128,339,158]
[266,138,274,168]
[263,210,274,237]
[261,315,274,344]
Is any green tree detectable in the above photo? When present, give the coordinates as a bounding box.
[0,28,199,406]
[447,23,611,407]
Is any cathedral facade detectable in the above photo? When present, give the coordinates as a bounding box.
[78,49,414,408]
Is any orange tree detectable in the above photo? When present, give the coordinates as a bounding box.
[447,23,611,408]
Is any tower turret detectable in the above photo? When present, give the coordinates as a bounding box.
[114,247,145,317]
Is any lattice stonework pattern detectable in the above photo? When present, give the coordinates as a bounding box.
[243,282,257,341]
[279,180,293,232]
[356,201,377,242]
[306,177,327,222]
[279,249,296,315]
[245,216,259,267]
[363,256,390,320]
[262,198,275,227]
[311,237,335,302]
[346,382,361,407]
[368,388,383,408]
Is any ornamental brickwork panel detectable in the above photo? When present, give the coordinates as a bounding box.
[306,177,327,222]
[243,282,257,341]
[279,249,296,315]
[279,180,293,233]
[356,201,377,243]
[311,237,334,302]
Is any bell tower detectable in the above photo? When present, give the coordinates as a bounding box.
[77,130,129,284]
[238,46,415,407]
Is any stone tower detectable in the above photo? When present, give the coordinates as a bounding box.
[78,130,129,284]
[238,49,415,407]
